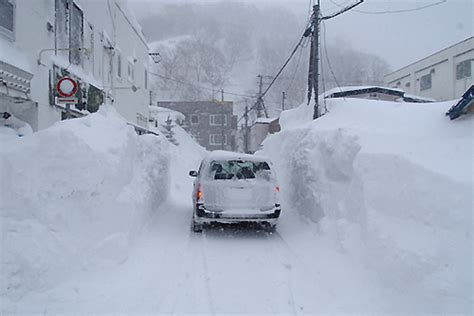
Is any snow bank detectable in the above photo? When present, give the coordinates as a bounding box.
[261,98,473,313]
[0,106,170,301]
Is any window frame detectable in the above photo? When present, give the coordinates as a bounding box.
[144,67,148,89]
[209,134,227,146]
[116,48,122,80]
[209,114,227,126]
[0,0,15,41]
[190,114,199,125]
[127,60,135,83]
[420,73,432,91]
[69,1,84,66]
[456,60,472,80]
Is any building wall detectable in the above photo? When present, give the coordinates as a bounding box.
[384,37,474,102]
[0,0,150,131]
[157,101,237,151]
[249,123,269,153]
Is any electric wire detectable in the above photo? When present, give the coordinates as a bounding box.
[328,0,447,15]
[260,26,310,98]
[148,71,254,98]
[321,20,343,96]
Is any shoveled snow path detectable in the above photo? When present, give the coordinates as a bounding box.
[12,192,396,314]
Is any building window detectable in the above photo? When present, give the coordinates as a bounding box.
[127,61,134,82]
[69,2,84,65]
[209,114,227,126]
[420,73,432,91]
[209,134,227,145]
[456,60,471,80]
[0,0,15,40]
[190,114,199,124]
[88,23,95,72]
[116,50,122,78]
[144,68,148,89]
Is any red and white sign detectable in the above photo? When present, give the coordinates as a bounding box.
[56,77,78,97]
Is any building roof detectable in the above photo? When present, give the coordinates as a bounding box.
[255,117,279,124]
[323,85,434,103]
[385,36,474,78]
[324,86,405,99]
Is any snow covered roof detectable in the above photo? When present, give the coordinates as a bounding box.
[149,106,185,122]
[403,94,436,103]
[324,86,405,99]
[255,117,279,124]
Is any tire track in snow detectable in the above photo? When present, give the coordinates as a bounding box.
[266,232,298,315]
[200,230,216,315]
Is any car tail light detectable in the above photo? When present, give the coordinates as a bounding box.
[197,185,203,201]
[275,185,280,193]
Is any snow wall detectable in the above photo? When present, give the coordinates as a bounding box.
[0,106,171,301]
[261,98,472,313]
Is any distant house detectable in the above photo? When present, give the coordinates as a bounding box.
[157,101,238,151]
[248,117,280,153]
[446,85,474,120]
[324,86,434,103]
[384,37,473,101]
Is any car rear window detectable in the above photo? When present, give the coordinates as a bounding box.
[209,160,271,180]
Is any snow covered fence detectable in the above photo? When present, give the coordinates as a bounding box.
[0,106,170,300]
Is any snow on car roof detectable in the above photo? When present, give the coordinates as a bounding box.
[206,150,270,162]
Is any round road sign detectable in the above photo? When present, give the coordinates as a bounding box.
[56,77,78,97]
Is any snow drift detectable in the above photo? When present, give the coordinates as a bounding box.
[261,98,473,313]
[0,106,170,301]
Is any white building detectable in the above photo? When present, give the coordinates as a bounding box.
[0,0,151,132]
[384,37,473,102]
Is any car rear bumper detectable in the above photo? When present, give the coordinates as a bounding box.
[194,203,281,224]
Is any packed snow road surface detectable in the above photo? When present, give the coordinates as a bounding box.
[8,196,391,314]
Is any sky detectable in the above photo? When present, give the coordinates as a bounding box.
[129,0,473,71]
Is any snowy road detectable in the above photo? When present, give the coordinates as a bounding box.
[13,190,398,314]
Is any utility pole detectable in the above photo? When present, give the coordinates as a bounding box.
[221,89,225,150]
[243,105,249,153]
[310,3,320,120]
[282,91,286,111]
[256,75,264,118]
[307,0,364,120]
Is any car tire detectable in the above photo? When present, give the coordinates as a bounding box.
[192,219,203,233]
[263,222,276,233]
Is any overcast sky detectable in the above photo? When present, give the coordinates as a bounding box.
[130,0,473,70]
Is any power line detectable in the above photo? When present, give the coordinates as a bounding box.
[148,71,254,98]
[261,25,310,98]
[321,20,343,94]
[328,0,447,15]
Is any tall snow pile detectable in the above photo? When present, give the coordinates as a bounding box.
[0,106,170,301]
[261,98,473,313]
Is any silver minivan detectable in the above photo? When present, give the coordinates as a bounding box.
[189,151,281,232]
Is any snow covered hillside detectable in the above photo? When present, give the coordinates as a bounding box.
[261,98,473,313]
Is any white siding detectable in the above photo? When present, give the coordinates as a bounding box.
[0,0,150,130]
[384,37,474,102]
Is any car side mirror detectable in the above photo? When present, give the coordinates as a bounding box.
[189,170,198,177]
